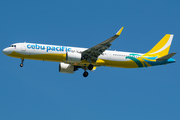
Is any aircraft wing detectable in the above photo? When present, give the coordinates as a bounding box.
[82,27,124,62]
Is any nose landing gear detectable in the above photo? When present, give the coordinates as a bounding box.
[20,59,24,67]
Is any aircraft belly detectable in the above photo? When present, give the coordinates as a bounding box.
[101,59,139,68]
[7,50,171,68]
[8,51,66,62]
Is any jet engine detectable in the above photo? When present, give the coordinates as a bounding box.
[59,62,75,73]
[66,52,82,63]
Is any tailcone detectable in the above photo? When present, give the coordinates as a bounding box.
[167,58,176,63]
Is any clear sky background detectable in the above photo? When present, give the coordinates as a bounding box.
[0,0,180,120]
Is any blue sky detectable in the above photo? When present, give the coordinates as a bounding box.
[0,0,179,120]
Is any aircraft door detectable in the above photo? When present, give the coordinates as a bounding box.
[21,43,26,51]
[107,52,111,59]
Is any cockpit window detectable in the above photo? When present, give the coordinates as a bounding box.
[10,45,16,47]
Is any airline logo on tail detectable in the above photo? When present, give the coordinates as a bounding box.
[144,34,173,57]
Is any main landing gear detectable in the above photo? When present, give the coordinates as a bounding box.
[88,64,93,70]
[83,71,89,77]
[20,59,24,67]
[82,64,94,77]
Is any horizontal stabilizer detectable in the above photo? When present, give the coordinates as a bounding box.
[156,52,176,62]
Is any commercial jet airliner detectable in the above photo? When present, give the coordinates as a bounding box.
[3,27,176,77]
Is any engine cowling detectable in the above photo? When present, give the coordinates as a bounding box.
[59,62,74,73]
[66,52,82,63]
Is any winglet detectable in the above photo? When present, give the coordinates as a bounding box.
[116,27,124,36]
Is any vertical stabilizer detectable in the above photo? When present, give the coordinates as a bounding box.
[144,34,173,57]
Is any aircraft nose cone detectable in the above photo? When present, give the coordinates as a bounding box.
[3,48,11,55]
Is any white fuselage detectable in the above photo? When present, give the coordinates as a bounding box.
[3,42,144,68]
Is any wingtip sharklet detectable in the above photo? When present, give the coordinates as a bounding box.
[116,27,124,36]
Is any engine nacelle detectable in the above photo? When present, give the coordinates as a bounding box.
[66,52,82,63]
[59,62,74,73]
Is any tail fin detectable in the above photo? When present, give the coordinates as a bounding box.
[144,34,174,57]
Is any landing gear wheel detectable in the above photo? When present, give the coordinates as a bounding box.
[83,71,89,77]
[20,59,24,67]
[20,63,23,67]
[88,64,93,70]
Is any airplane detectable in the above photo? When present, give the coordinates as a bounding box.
[2,27,176,77]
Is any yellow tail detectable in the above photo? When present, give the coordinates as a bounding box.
[144,34,174,57]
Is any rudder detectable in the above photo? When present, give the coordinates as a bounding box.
[144,34,174,57]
